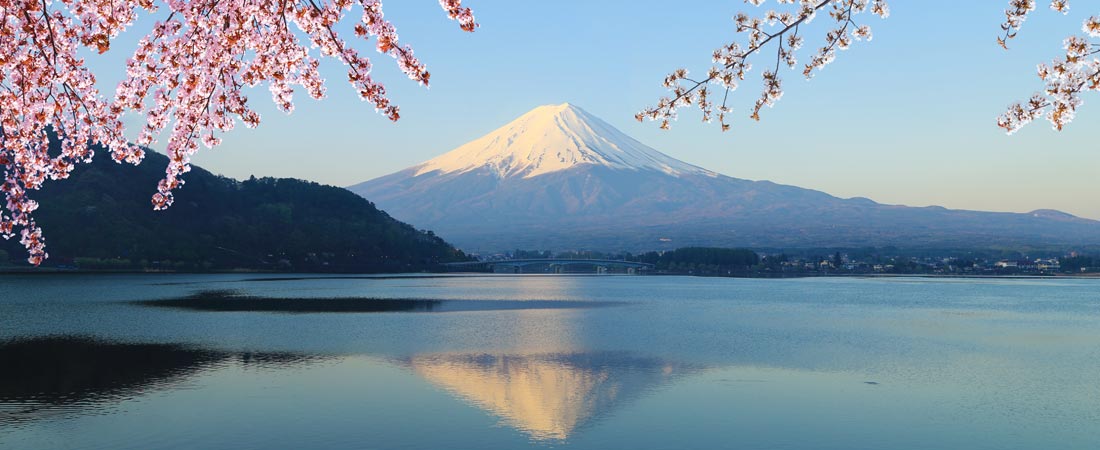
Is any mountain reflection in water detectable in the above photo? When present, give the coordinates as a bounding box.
[404,352,698,441]
[135,290,620,313]
[0,336,321,426]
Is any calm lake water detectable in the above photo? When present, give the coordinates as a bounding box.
[1,274,1098,449]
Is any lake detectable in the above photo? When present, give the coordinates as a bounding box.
[1,274,1098,449]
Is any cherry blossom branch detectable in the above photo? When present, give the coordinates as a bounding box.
[1,0,478,264]
[998,1,1100,134]
[999,0,1071,49]
[638,0,888,132]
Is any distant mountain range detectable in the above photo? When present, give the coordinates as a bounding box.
[2,146,468,271]
[351,103,1100,253]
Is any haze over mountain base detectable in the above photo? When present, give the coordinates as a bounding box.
[352,104,1100,253]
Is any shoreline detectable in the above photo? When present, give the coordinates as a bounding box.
[2,268,1097,280]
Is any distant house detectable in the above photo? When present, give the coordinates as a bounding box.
[995,260,1018,268]
[1036,259,1061,271]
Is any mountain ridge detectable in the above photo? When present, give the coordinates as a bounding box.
[351,104,1100,252]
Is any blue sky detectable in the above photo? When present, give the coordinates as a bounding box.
[96,1,1100,218]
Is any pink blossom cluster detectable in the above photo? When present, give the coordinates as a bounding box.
[638,0,888,132]
[998,1,1100,134]
[0,0,476,264]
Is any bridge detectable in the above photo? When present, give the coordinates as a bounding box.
[443,259,654,274]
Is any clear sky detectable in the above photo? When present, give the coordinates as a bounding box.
[95,1,1100,218]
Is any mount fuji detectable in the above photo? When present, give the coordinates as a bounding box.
[350,103,1100,252]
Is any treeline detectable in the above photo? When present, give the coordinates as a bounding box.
[1061,255,1100,272]
[634,247,759,274]
[506,247,761,275]
[500,247,1100,276]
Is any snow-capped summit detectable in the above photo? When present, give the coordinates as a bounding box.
[413,103,714,179]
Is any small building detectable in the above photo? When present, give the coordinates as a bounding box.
[1036,258,1060,271]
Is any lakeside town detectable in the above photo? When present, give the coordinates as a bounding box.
[472,248,1100,277]
[755,254,1077,276]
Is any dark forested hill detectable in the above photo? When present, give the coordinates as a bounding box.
[1,149,469,272]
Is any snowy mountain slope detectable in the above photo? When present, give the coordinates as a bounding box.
[350,104,1100,252]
